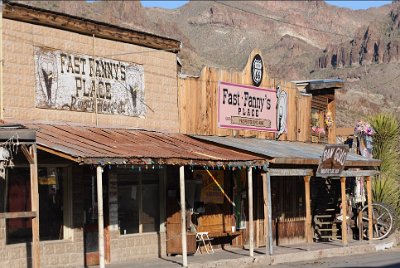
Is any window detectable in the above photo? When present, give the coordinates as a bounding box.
[5,166,65,244]
[6,168,32,244]
[117,168,160,235]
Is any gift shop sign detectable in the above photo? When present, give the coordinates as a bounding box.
[34,47,145,117]
[316,145,349,177]
[218,81,277,131]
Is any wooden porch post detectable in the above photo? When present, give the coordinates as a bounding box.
[248,167,254,257]
[96,166,105,268]
[262,172,268,254]
[304,176,312,243]
[366,176,373,240]
[179,166,188,267]
[266,170,273,255]
[340,177,348,246]
[30,145,40,268]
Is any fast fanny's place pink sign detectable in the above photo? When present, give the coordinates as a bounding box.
[218,81,277,132]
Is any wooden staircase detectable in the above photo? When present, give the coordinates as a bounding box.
[312,179,341,241]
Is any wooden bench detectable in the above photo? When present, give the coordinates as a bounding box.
[208,231,241,238]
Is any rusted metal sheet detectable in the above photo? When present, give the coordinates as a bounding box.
[193,135,381,167]
[26,124,265,166]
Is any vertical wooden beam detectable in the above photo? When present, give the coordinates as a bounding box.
[266,171,273,255]
[366,176,373,240]
[139,170,143,233]
[63,167,73,240]
[159,167,167,233]
[30,145,40,268]
[262,172,268,254]
[96,166,105,268]
[256,173,260,248]
[179,166,187,267]
[304,176,312,243]
[248,167,254,257]
[340,177,348,246]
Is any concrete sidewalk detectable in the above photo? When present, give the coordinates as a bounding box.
[103,232,400,268]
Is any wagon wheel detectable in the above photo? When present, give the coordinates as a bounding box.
[357,203,395,240]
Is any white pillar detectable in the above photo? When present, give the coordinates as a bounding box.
[97,166,105,268]
[248,167,254,257]
[179,166,188,267]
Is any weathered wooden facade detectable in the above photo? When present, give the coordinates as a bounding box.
[0,2,380,267]
[178,48,380,252]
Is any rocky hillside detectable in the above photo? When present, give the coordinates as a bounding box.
[13,0,400,126]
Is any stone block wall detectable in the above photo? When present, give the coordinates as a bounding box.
[3,18,179,133]
[0,217,85,267]
[109,230,166,263]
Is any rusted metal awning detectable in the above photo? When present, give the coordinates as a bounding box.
[192,135,381,167]
[26,124,265,166]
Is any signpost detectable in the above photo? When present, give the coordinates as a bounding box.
[316,144,349,177]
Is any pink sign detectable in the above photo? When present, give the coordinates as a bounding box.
[218,81,277,132]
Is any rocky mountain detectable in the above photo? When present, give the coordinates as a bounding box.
[12,0,400,126]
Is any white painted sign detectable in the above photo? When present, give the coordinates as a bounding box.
[34,47,145,117]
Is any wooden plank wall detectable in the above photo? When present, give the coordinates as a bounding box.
[178,49,298,141]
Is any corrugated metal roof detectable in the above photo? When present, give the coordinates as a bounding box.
[27,124,265,165]
[192,135,380,167]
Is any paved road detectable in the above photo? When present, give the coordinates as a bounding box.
[252,247,400,268]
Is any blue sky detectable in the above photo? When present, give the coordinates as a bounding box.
[140,1,393,10]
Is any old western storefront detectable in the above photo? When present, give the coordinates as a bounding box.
[0,124,265,267]
[0,2,381,268]
[0,2,270,267]
[178,49,380,254]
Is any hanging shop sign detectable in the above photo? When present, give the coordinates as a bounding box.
[251,54,263,87]
[34,47,145,117]
[316,144,349,177]
[218,81,278,132]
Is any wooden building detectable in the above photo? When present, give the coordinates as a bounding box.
[0,2,380,268]
[178,49,380,251]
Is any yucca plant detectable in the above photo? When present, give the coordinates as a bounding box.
[369,113,400,222]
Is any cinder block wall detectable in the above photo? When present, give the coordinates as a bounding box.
[109,231,166,263]
[0,217,84,267]
[3,18,179,133]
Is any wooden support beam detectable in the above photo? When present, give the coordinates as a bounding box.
[366,176,373,240]
[262,173,268,255]
[179,166,188,267]
[340,177,348,246]
[341,170,379,177]
[1,211,37,219]
[268,169,313,177]
[30,144,40,268]
[96,166,105,268]
[266,171,273,255]
[256,175,260,249]
[138,170,143,234]
[3,2,181,52]
[304,176,312,243]
[21,144,34,164]
[248,167,254,257]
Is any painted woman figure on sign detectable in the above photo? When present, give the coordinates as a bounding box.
[36,50,58,107]
[276,85,288,139]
